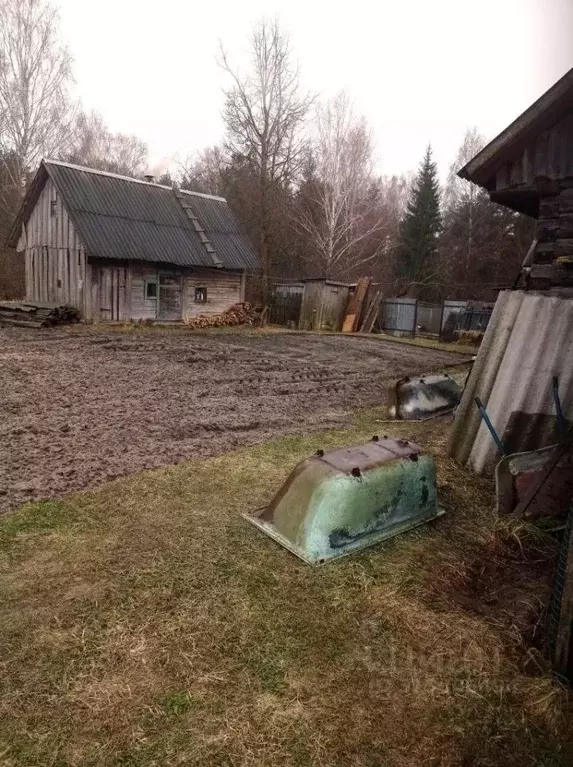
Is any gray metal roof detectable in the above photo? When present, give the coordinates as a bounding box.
[8,160,258,271]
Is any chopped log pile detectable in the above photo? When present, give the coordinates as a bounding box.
[0,301,81,328]
[183,302,262,330]
[454,329,484,346]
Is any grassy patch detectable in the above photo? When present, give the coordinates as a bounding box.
[0,416,571,766]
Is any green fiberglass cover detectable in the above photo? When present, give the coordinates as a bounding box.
[244,438,445,564]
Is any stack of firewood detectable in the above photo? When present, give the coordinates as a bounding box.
[183,302,262,330]
[0,301,81,328]
[454,329,484,346]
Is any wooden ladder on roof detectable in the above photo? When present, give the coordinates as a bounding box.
[173,189,223,269]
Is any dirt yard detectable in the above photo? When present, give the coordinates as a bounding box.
[1,327,466,515]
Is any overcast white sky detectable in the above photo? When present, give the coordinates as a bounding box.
[57,0,573,178]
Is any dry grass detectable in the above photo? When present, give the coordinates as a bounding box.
[0,412,571,766]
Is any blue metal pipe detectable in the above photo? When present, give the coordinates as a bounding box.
[474,397,506,456]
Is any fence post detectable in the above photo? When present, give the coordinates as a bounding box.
[413,300,418,338]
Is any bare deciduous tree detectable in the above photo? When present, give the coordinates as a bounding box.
[67,111,148,177]
[0,0,75,191]
[443,127,488,279]
[294,92,390,279]
[439,127,534,299]
[177,146,230,196]
[219,18,313,299]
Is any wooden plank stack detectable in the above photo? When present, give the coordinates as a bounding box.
[183,302,262,329]
[0,301,81,328]
[342,277,372,332]
[359,288,383,332]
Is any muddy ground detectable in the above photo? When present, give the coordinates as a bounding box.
[1,327,467,514]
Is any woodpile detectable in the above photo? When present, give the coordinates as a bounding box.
[0,301,81,328]
[454,329,484,346]
[183,302,262,329]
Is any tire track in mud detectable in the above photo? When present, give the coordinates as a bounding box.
[1,327,467,514]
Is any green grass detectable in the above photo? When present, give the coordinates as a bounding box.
[0,414,570,766]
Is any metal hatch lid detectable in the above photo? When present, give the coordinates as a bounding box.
[318,438,421,473]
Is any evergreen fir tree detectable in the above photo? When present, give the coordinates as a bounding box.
[397,145,442,297]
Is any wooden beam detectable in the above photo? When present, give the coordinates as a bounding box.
[342,277,371,333]
[553,510,573,680]
[529,263,573,286]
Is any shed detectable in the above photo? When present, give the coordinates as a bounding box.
[458,66,573,289]
[6,160,258,322]
[298,279,354,331]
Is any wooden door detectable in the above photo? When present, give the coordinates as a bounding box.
[99,267,126,321]
[158,273,182,320]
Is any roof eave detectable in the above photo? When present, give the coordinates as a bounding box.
[457,66,573,188]
[5,160,49,248]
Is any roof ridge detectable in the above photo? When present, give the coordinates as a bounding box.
[179,188,226,203]
[42,159,227,202]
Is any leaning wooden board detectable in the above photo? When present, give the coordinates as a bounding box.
[342,277,371,333]
[360,289,383,333]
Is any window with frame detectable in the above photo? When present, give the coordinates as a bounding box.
[145,281,158,299]
[195,286,207,303]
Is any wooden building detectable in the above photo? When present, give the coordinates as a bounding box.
[7,160,258,321]
[298,279,353,331]
[458,66,573,289]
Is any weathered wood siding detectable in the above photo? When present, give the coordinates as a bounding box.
[298,281,324,330]
[182,269,242,318]
[494,113,573,192]
[127,265,243,322]
[320,284,350,331]
[87,259,130,322]
[17,177,88,313]
[298,281,351,331]
[531,188,573,286]
[131,265,160,320]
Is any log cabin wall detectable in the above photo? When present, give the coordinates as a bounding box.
[16,177,89,314]
[530,188,573,288]
[486,113,573,287]
[129,265,244,322]
[182,269,243,319]
[493,112,573,195]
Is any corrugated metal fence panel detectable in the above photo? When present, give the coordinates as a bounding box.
[381,298,417,336]
[441,300,467,330]
[448,291,573,474]
[274,283,304,297]
[416,302,442,335]
[269,289,302,326]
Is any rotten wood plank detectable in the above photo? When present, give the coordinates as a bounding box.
[342,277,371,333]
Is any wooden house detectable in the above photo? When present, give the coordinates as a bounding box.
[6,160,258,321]
[458,66,573,290]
